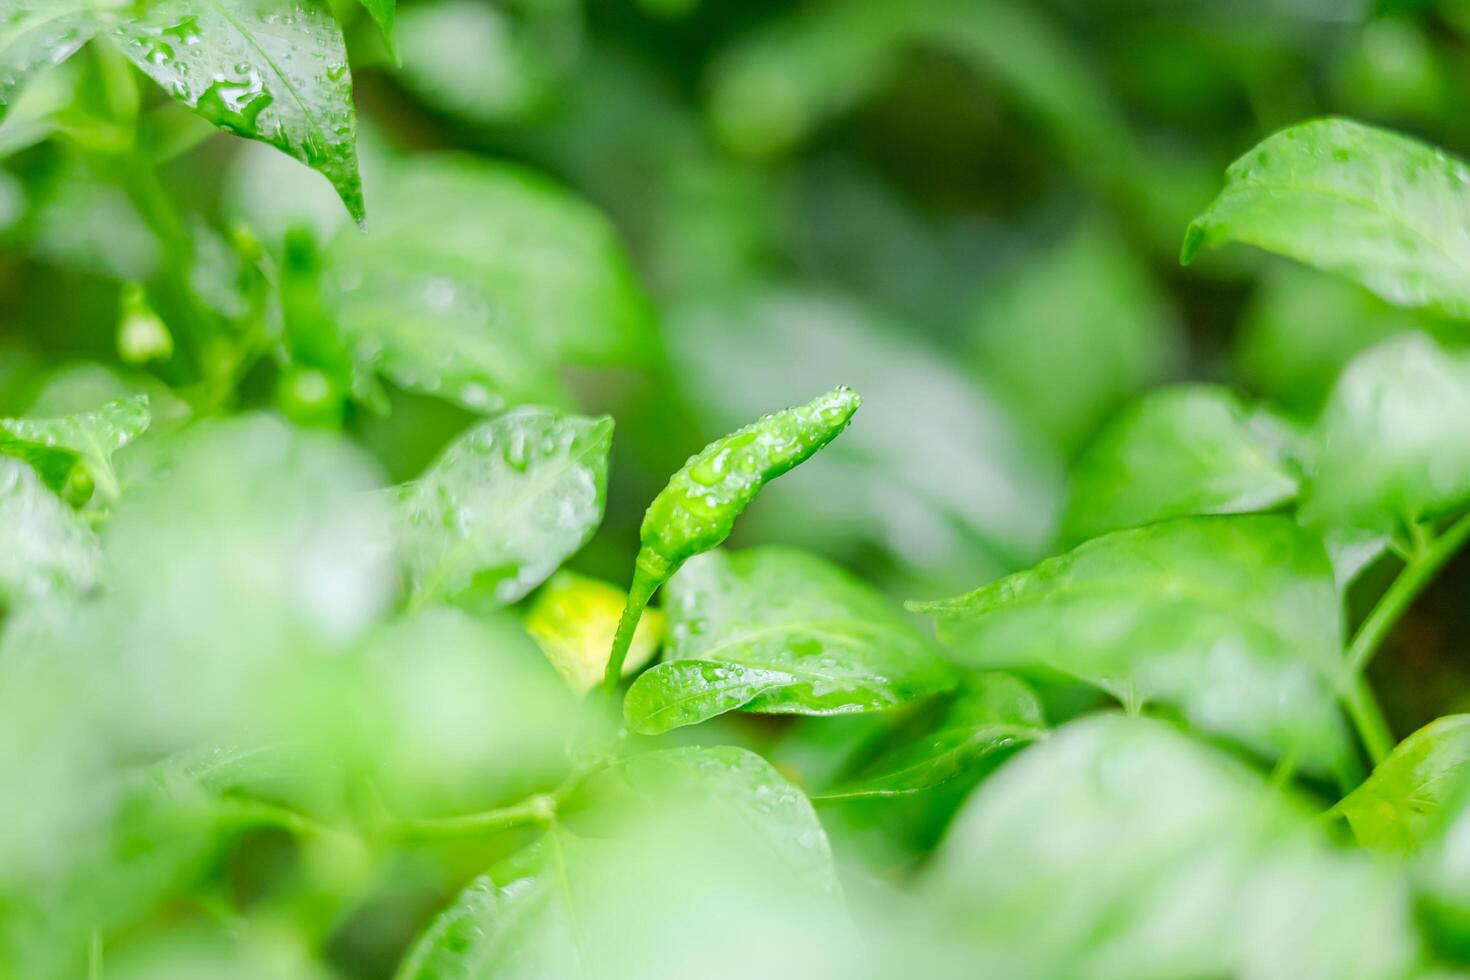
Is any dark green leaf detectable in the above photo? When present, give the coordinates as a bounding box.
[398,409,613,606]
[1334,715,1470,853]
[624,547,956,735]
[0,1,98,122]
[0,393,149,502]
[1301,333,1470,531]
[820,673,1046,799]
[1062,384,1300,545]
[109,0,365,223]
[921,714,1420,979]
[911,515,1352,775]
[1183,117,1470,318]
[0,456,98,606]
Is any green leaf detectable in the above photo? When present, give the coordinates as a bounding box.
[356,0,396,60]
[1334,715,1470,854]
[1234,262,1445,418]
[921,714,1420,979]
[398,409,613,606]
[1183,117,1470,319]
[398,746,843,980]
[108,0,365,224]
[0,1,99,122]
[820,673,1046,800]
[361,607,578,816]
[0,456,99,606]
[624,547,956,735]
[911,515,1353,776]
[0,393,150,503]
[611,746,839,896]
[972,223,1182,454]
[1301,333,1470,531]
[525,571,665,695]
[1061,384,1300,546]
[326,157,653,391]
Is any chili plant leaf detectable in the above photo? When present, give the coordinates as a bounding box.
[525,571,665,696]
[0,457,99,606]
[921,714,1420,979]
[911,515,1353,776]
[355,0,396,59]
[1061,384,1300,546]
[0,393,150,504]
[1334,715,1470,854]
[1183,117,1470,319]
[820,673,1046,800]
[398,409,613,607]
[1301,333,1470,532]
[624,547,956,735]
[398,745,842,980]
[108,0,365,224]
[326,157,653,387]
[0,1,99,122]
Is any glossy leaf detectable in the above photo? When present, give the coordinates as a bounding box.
[1061,384,1300,545]
[1301,333,1470,532]
[911,515,1353,775]
[109,0,365,224]
[821,673,1046,799]
[525,571,665,695]
[0,457,98,606]
[0,393,149,502]
[398,409,613,606]
[0,1,98,122]
[624,547,956,735]
[1183,118,1470,319]
[922,714,1420,979]
[1334,715,1470,854]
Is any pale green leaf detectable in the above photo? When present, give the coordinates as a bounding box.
[911,515,1353,776]
[1335,715,1470,854]
[0,456,98,606]
[0,393,150,502]
[0,1,98,121]
[109,0,365,223]
[1301,333,1470,531]
[1062,384,1300,545]
[922,714,1420,979]
[398,409,613,606]
[398,746,844,980]
[1183,117,1470,318]
[624,547,956,735]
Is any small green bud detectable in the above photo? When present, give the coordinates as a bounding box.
[116,283,174,364]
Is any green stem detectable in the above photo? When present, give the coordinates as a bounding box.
[389,794,557,842]
[219,799,357,849]
[1341,675,1394,767]
[1346,510,1470,676]
[1337,510,1470,768]
[88,931,102,980]
[601,549,670,692]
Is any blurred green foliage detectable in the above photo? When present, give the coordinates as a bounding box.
[11,0,1470,977]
